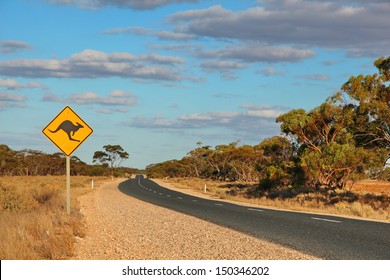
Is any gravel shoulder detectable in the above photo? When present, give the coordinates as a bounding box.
[73,179,318,260]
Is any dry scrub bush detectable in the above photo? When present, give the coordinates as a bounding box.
[165,177,390,222]
[0,176,105,259]
[0,210,74,259]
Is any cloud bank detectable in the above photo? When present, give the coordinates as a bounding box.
[43,90,138,113]
[0,40,32,54]
[0,49,185,81]
[0,91,27,111]
[169,1,390,57]
[47,0,200,10]
[124,104,287,141]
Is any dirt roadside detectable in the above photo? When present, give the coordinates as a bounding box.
[73,179,318,260]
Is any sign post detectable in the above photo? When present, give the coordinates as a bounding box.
[66,156,71,215]
[42,106,93,215]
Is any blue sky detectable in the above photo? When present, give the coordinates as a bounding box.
[1,0,389,169]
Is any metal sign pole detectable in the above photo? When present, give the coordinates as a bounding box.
[66,155,71,215]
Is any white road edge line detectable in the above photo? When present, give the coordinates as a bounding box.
[247,208,264,212]
[215,203,224,206]
[311,217,341,223]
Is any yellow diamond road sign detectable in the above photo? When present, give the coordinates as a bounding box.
[42,106,93,156]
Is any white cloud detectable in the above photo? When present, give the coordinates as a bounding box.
[42,93,61,103]
[42,90,138,113]
[257,66,285,77]
[139,53,186,65]
[103,26,196,41]
[322,60,338,66]
[0,78,46,90]
[295,74,331,81]
[0,91,26,102]
[169,4,230,21]
[0,40,32,54]
[150,43,202,54]
[124,104,288,140]
[200,60,246,80]
[0,91,27,111]
[0,49,185,81]
[213,93,241,99]
[169,2,390,57]
[198,44,314,63]
[47,0,200,10]
[66,90,137,107]
[240,104,287,119]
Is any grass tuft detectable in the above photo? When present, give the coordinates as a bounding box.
[0,176,107,259]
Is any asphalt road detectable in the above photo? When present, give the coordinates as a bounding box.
[118,175,390,259]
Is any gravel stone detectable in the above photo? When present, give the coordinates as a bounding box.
[73,179,318,260]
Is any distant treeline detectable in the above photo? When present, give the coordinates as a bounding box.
[147,57,390,192]
[0,144,141,177]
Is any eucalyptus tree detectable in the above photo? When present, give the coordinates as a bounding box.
[339,56,390,163]
[276,100,384,191]
[93,145,129,179]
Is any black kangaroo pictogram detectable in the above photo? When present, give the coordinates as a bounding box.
[49,120,84,142]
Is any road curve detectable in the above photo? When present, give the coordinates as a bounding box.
[118,175,390,259]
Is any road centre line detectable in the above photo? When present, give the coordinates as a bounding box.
[139,177,338,225]
[137,177,144,188]
[311,217,341,223]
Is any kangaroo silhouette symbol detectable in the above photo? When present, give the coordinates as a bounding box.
[49,120,84,142]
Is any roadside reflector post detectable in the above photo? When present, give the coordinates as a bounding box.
[91,179,94,189]
[204,184,207,193]
[66,156,71,215]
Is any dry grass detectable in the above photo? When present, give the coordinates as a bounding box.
[166,177,390,222]
[0,176,108,259]
[349,180,390,195]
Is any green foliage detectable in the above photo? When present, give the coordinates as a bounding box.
[146,160,189,178]
[300,143,385,191]
[0,146,86,176]
[0,144,139,177]
[148,57,390,193]
[146,137,299,188]
[93,144,129,178]
[339,56,390,154]
[257,136,299,190]
[2,56,389,195]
